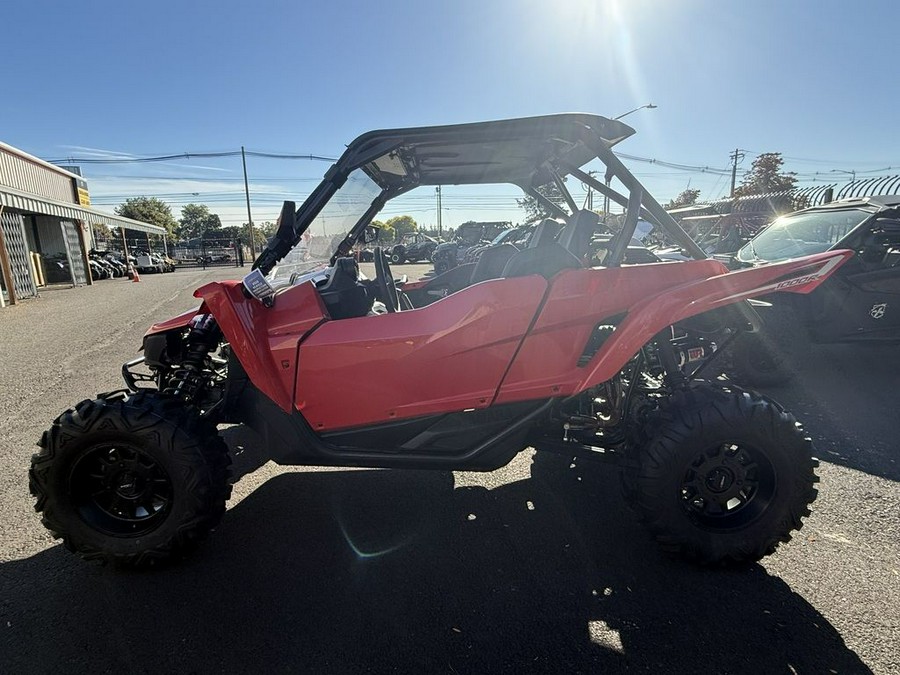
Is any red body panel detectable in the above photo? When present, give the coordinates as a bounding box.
[296,276,547,430]
[194,280,328,411]
[495,259,727,403]
[174,249,850,431]
[495,250,854,404]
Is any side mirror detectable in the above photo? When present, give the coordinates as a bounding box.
[364,225,380,244]
[275,200,298,241]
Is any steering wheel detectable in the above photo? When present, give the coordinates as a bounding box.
[373,247,400,312]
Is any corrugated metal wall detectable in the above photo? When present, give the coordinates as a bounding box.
[34,215,67,255]
[0,147,76,202]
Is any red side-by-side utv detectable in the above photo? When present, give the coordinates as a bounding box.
[30,114,851,567]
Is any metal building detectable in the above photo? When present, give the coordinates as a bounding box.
[0,141,165,308]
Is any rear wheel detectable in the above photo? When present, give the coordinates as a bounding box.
[30,391,231,567]
[624,384,817,564]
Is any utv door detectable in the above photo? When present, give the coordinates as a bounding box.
[808,219,900,342]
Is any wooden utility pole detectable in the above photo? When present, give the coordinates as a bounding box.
[436,186,442,238]
[730,149,745,197]
[242,146,256,258]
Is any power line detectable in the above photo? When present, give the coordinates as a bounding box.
[47,150,337,164]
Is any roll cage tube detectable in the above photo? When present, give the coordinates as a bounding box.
[573,127,708,262]
[552,170,579,214]
[523,184,571,221]
[566,166,662,228]
[606,185,644,267]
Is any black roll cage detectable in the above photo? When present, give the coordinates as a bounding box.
[253,114,708,275]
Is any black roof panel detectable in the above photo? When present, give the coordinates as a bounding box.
[334,113,635,189]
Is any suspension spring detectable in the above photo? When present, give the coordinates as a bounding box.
[165,315,222,400]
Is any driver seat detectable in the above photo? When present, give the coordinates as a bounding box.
[319,257,370,319]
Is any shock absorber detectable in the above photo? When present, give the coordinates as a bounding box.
[165,315,222,401]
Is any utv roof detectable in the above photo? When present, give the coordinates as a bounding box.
[335,113,636,189]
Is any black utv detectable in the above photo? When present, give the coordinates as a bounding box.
[723,195,900,385]
[389,232,439,264]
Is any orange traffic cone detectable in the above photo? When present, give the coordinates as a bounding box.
[130,264,141,282]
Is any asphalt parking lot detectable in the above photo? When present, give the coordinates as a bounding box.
[0,264,897,674]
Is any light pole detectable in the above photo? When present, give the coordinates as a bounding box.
[613,103,657,120]
[603,104,657,219]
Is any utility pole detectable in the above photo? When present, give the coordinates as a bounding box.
[436,186,442,239]
[241,146,256,258]
[583,170,598,211]
[729,148,745,197]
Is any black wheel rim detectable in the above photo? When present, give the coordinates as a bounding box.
[70,443,173,537]
[680,442,776,530]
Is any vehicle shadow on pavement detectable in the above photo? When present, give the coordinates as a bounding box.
[753,342,899,482]
[0,465,871,674]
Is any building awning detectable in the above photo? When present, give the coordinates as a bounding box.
[0,185,166,234]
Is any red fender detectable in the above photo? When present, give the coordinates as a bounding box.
[494,249,853,404]
[145,305,206,336]
[578,249,853,390]
[193,280,328,412]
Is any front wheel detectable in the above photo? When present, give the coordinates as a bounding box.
[30,391,232,567]
[623,385,817,565]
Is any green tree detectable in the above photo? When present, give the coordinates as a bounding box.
[177,204,222,240]
[385,215,417,241]
[216,222,277,249]
[218,226,243,243]
[370,219,393,243]
[257,221,277,240]
[115,197,178,236]
[734,153,797,197]
[666,188,701,209]
[516,181,566,222]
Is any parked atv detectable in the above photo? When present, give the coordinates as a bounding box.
[431,222,505,274]
[30,114,851,569]
[390,232,439,264]
[720,195,900,386]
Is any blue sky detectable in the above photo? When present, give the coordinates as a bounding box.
[2,0,898,229]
